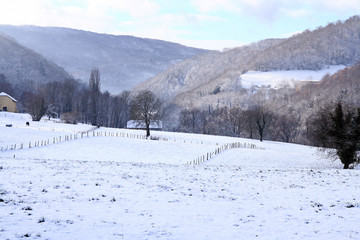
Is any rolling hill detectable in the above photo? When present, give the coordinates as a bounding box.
[0,33,71,87]
[133,16,360,109]
[0,112,359,240]
[0,25,207,94]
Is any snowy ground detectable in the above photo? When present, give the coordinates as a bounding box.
[1,112,359,240]
[240,65,346,89]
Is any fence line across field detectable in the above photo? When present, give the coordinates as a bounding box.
[1,129,212,151]
[187,142,264,165]
[0,130,150,152]
[1,129,264,164]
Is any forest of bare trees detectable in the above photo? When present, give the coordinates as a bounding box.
[0,68,131,128]
[175,63,360,145]
[177,105,297,143]
[1,62,359,149]
[247,16,360,71]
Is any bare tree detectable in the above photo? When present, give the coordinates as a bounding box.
[89,68,101,126]
[61,79,79,113]
[117,90,131,128]
[22,92,47,121]
[241,109,257,139]
[97,91,111,126]
[252,106,273,142]
[0,74,15,96]
[130,90,162,137]
[179,108,202,133]
[228,107,242,136]
[272,113,300,143]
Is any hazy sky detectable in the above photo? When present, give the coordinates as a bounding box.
[0,0,359,50]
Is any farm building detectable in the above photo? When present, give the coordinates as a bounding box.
[126,120,163,131]
[0,92,17,112]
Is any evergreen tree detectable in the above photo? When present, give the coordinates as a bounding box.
[309,101,360,169]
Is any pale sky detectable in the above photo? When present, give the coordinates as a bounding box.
[0,0,359,50]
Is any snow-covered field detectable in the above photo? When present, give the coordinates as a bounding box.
[1,112,359,240]
[241,65,346,89]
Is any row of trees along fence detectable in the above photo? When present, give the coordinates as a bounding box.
[188,142,264,165]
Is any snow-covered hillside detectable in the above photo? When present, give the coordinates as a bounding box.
[1,113,359,240]
[0,33,71,85]
[0,25,206,94]
[134,17,360,110]
[240,65,346,89]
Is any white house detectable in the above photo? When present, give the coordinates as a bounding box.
[126,120,163,131]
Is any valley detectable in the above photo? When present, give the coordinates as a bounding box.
[1,5,360,240]
[0,112,359,240]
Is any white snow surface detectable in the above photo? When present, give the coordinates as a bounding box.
[240,65,346,89]
[1,112,359,240]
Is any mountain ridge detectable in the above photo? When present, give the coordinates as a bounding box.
[0,32,71,87]
[133,38,285,104]
[0,25,207,94]
[132,15,360,109]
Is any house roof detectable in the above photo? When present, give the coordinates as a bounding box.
[0,92,17,102]
[127,120,163,129]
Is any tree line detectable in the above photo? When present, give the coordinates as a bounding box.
[177,105,299,143]
[177,101,360,169]
[1,66,359,169]
[1,68,163,137]
[1,68,131,128]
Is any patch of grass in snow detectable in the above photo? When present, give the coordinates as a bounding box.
[38,217,45,223]
[21,206,33,211]
[345,202,359,208]
[15,233,32,238]
[0,189,8,195]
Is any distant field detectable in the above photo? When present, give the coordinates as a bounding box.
[241,65,346,89]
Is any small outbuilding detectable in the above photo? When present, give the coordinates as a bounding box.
[126,120,163,131]
[0,92,17,112]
